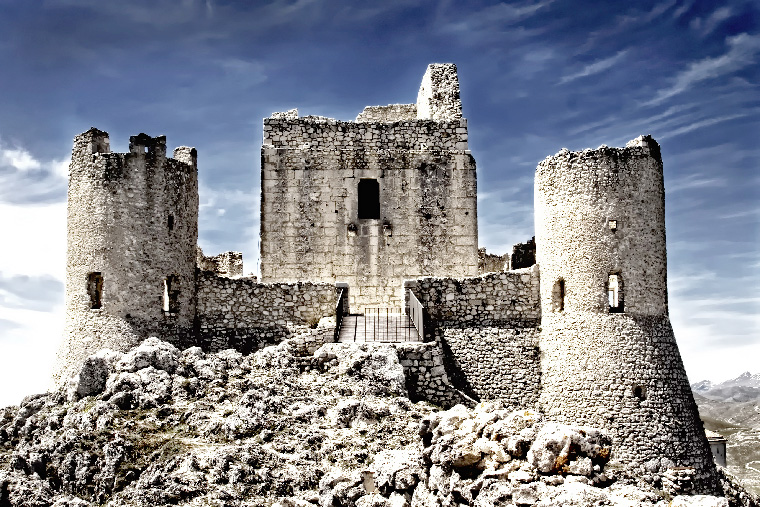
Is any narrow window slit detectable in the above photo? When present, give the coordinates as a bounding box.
[163,275,180,314]
[608,273,624,313]
[87,272,103,309]
[552,279,565,312]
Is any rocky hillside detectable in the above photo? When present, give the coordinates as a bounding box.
[1,336,758,507]
[693,392,760,498]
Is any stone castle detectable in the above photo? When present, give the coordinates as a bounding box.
[53,64,720,493]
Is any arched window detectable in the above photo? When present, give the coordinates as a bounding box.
[358,179,380,219]
[552,279,565,312]
[608,273,624,313]
[87,272,103,309]
[163,275,180,314]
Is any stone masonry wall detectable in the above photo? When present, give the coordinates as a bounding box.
[540,314,718,490]
[409,265,540,327]
[55,129,198,386]
[355,104,418,123]
[195,271,338,353]
[416,63,462,120]
[260,144,478,311]
[440,326,540,408]
[477,247,508,274]
[197,248,244,277]
[407,266,541,406]
[259,64,477,311]
[263,117,469,152]
[535,136,719,493]
[395,342,465,409]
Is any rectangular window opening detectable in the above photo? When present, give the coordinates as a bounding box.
[163,275,180,314]
[87,272,103,309]
[608,274,623,313]
[358,178,380,219]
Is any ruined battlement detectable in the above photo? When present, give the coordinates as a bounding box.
[263,63,467,154]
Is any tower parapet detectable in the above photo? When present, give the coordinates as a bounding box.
[54,128,199,386]
[535,136,719,492]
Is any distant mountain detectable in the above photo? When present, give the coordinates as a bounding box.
[692,376,760,497]
[691,372,760,402]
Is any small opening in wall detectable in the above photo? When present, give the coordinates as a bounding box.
[87,272,103,309]
[143,146,148,154]
[168,214,174,231]
[358,179,380,219]
[163,275,180,314]
[552,279,565,312]
[633,385,646,401]
[608,219,618,231]
[608,273,624,313]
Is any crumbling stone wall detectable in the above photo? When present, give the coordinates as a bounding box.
[55,129,198,386]
[260,64,478,311]
[535,136,719,493]
[196,247,243,277]
[395,342,465,408]
[355,104,417,123]
[416,63,462,120]
[407,266,541,406]
[195,271,338,352]
[477,247,508,274]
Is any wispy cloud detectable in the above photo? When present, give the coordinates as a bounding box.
[659,111,754,139]
[690,6,734,36]
[672,0,694,19]
[440,0,553,33]
[559,50,628,84]
[0,272,63,312]
[0,145,41,171]
[648,33,760,104]
[0,140,68,206]
[667,173,726,193]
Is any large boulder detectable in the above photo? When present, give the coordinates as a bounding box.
[67,349,122,400]
[527,423,611,474]
[116,337,179,374]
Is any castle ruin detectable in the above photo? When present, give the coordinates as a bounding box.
[260,64,478,311]
[53,64,720,493]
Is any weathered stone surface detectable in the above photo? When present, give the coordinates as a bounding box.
[260,64,477,310]
[527,422,611,474]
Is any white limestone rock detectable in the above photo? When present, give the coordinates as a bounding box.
[671,495,730,507]
[116,336,179,374]
[527,422,612,474]
[67,349,122,401]
[372,449,423,493]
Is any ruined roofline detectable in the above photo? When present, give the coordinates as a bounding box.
[538,135,662,167]
[73,128,197,168]
[265,62,464,126]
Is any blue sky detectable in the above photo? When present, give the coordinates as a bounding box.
[0,0,757,406]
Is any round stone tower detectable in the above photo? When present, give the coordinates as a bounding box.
[53,128,199,386]
[535,136,718,492]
